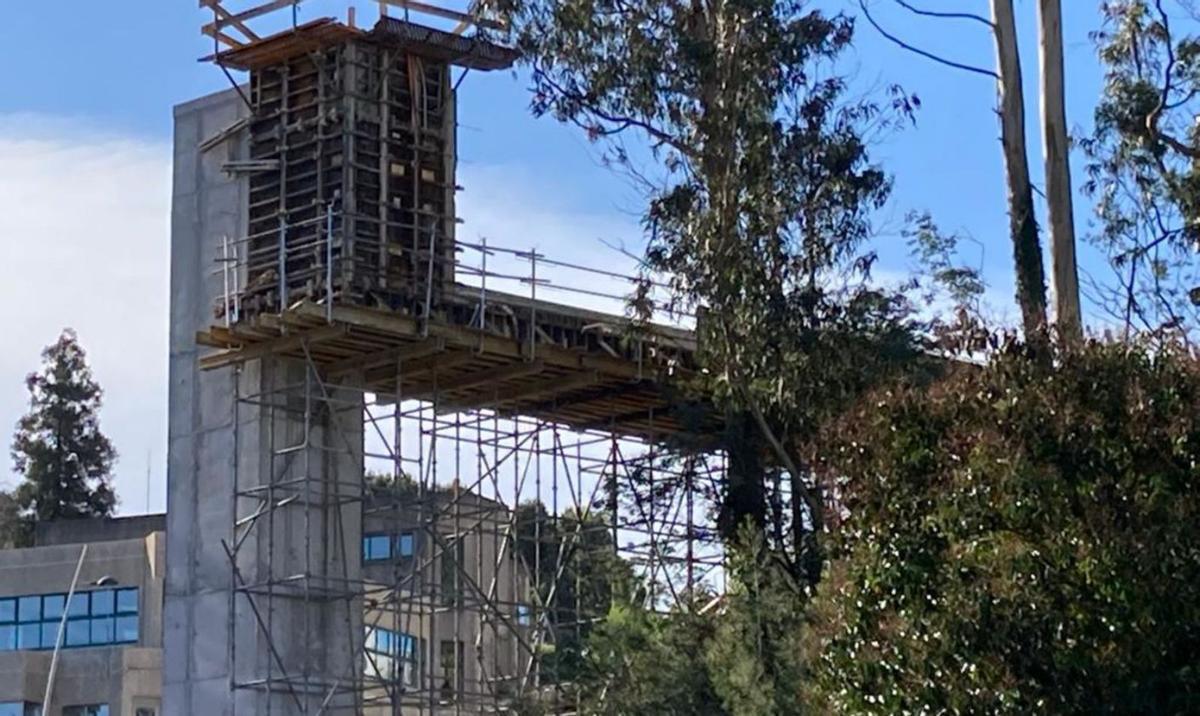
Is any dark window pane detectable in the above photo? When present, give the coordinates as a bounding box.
[116,589,137,615]
[0,599,14,623]
[0,625,15,650]
[67,593,88,618]
[43,595,65,621]
[63,707,108,716]
[41,623,59,649]
[17,597,39,623]
[66,619,89,647]
[90,618,114,645]
[90,590,114,616]
[17,623,40,649]
[115,616,138,643]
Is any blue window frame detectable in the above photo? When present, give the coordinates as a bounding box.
[397,532,415,558]
[365,626,420,689]
[0,702,41,716]
[363,534,392,562]
[0,588,138,652]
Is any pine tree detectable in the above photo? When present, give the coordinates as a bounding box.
[10,330,117,524]
[0,490,25,548]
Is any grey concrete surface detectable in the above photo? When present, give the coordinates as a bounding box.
[167,87,365,715]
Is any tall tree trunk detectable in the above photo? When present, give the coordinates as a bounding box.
[991,0,1049,343]
[1037,0,1083,342]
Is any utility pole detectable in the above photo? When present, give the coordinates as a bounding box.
[1037,0,1083,342]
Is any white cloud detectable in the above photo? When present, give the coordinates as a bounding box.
[0,123,661,516]
[0,115,171,514]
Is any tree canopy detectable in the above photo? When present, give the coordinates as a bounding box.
[806,342,1200,713]
[9,330,117,530]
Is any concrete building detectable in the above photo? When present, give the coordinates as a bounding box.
[0,495,532,716]
[360,490,534,711]
[0,516,165,716]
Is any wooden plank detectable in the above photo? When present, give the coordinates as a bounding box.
[441,370,602,413]
[576,404,674,432]
[404,360,545,401]
[199,325,347,370]
[290,302,657,382]
[200,0,298,37]
[326,337,446,377]
[200,0,262,41]
[381,0,504,31]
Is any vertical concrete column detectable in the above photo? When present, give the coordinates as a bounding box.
[168,89,365,714]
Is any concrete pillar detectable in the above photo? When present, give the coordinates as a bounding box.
[168,88,364,715]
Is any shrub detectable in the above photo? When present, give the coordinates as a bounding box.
[805,342,1200,713]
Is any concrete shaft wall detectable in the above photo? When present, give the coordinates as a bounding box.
[168,88,364,714]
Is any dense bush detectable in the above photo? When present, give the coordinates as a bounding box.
[805,342,1200,713]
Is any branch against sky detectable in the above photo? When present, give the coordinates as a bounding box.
[1082,0,1200,343]
[854,0,1051,344]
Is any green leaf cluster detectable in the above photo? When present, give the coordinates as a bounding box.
[807,341,1200,713]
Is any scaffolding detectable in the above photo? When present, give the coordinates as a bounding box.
[208,236,726,713]
[193,3,727,712]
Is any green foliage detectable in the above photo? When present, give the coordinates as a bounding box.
[10,330,116,524]
[0,490,29,549]
[1083,0,1200,337]
[576,601,723,715]
[507,0,925,583]
[514,501,635,683]
[806,341,1200,713]
[566,525,809,716]
[507,0,917,414]
[704,527,808,716]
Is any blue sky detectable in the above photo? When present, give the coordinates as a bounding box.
[0,1,1123,512]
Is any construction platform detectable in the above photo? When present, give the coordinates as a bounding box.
[196,283,708,440]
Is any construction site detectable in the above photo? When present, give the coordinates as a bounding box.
[166,2,727,713]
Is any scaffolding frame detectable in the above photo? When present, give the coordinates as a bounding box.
[211,230,725,714]
[195,7,726,711]
[200,0,502,53]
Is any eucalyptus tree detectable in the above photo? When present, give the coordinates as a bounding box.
[1083,0,1200,341]
[501,0,922,583]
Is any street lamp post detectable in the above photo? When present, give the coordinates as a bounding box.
[42,543,88,715]
[40,548,118,715]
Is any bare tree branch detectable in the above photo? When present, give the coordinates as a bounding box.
[859,0,999,79]
[892,0,994,28]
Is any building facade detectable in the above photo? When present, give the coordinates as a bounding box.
[0,516,165,716]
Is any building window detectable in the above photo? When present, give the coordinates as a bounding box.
[439,640,464,701]
[62,707,108,716]
[0,588,138,652]
[0,703,41,716]
[362,534,392,562]
[440,538,464,606]
[365,626,420,690]
[363,532,417,562]
[397,532,415,558]
[516,604,532,627]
